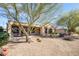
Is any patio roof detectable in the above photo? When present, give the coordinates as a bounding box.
[8,20,41,27]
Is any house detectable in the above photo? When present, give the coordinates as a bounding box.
[7,20,55,38]
[55,27,67,33]
[7,20,67,39]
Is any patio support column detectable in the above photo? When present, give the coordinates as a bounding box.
[47,28,49,36]
[40,27,45,36]
[19,28,21,36]
[8,22,12,41]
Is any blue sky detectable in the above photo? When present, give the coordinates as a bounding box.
[0,3,79,28]
[63,3,79,12]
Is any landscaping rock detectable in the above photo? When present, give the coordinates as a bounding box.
[36,38,41,42]
[63,35,73,41]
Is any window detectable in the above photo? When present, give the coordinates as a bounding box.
[12,27,19,33]
[12,26,20,36]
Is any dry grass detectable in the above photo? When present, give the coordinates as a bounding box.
[3,36,79,56]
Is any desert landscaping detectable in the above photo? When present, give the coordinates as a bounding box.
[2,35,79,56]
[0,3,79,56]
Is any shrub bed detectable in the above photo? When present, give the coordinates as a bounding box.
[0,32,9,47]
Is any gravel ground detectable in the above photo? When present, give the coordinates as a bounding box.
[3,36,79,56]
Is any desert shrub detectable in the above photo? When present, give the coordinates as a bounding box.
[0,27,9,47]
[75,27,79,34]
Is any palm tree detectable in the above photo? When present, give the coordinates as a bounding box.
[57,10,79,35]
[0,3,62,42]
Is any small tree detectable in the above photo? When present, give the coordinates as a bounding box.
[57,10,79,34]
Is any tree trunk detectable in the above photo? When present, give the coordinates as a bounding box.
[28,25,33,35]
[67,29,72,35]
[18,23,29,42]
[14,4,29,42]
[14,19,29,42]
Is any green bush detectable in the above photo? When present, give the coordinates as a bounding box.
[0,32,9,47]
[0,27,3,32]
[0,26,9,47]
[75,27,79,34]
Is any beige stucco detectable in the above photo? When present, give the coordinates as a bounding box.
[7,20,54,37]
